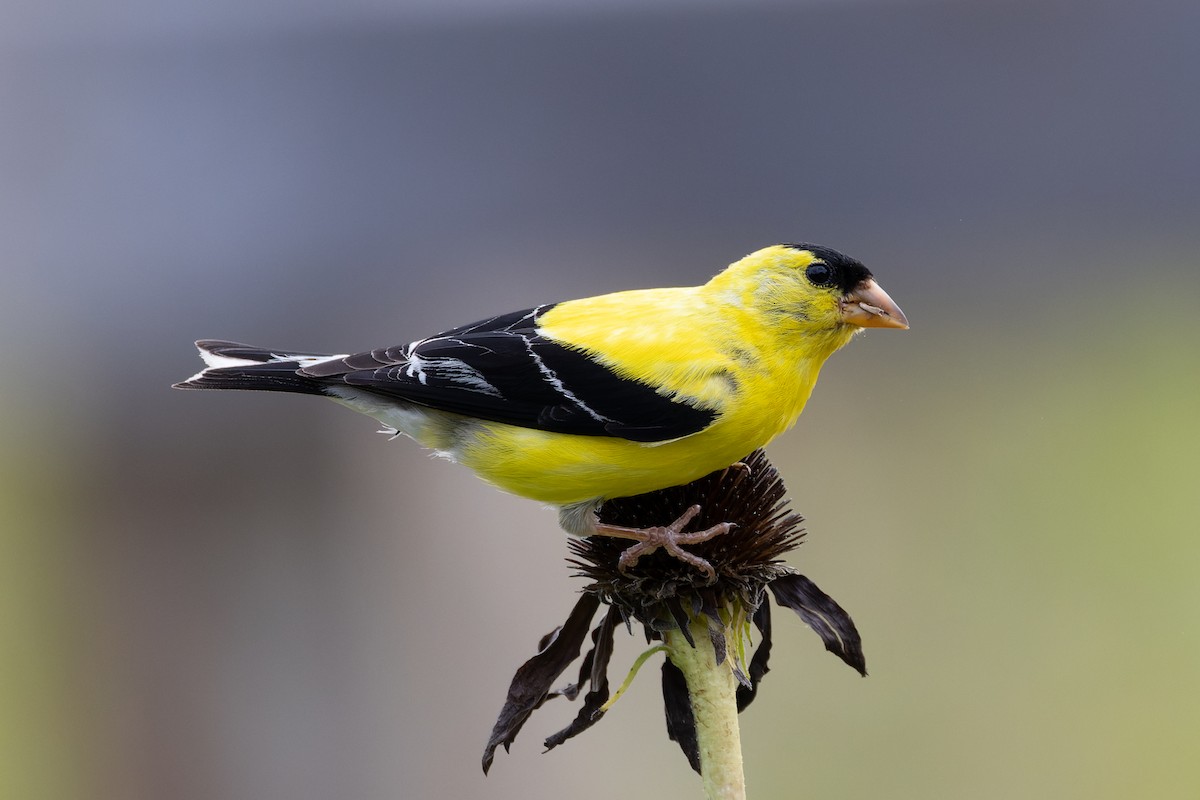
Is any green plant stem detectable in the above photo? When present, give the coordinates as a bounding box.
[664,623,747,800]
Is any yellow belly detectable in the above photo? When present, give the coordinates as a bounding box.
[455,382,813,505]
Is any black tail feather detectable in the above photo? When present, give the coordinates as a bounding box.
[193,340,333,363]
[173,340,330,395]
[174,364,328,394]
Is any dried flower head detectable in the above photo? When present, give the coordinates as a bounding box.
[483,449,865,775]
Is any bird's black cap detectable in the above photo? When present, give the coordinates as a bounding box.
[782,242,872,294]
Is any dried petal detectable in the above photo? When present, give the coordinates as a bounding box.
[665,598,695,648]
[703,608,727,668]
[769,574,866,676]
[544,606,621,750]
[736,600,773,712]
[558,624,601,701]
[482,593,601,773]
[661,658,701,774]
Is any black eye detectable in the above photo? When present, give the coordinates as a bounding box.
[805,262,834,287]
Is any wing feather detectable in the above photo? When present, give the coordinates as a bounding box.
[300,304,716,442]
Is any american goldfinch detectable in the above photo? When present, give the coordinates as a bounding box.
[176,243,907,576]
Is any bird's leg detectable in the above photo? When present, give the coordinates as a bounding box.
[593,504,733,582]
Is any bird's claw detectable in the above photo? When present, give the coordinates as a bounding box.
[598,504,733,582]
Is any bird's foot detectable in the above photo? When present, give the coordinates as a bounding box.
[594,504,733,582]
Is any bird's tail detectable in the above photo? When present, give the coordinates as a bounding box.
[173,340,343,395]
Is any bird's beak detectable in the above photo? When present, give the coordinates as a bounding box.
[840,279,909,329]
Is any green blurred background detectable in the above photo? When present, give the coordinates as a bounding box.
[2,1,1198,798]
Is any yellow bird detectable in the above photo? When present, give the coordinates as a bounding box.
[176,243,907,576]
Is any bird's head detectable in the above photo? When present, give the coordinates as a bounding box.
[711,243,908,348]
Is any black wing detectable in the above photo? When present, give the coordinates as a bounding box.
[301,304,716,443]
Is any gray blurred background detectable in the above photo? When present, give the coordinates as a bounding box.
[2,0,1198,798]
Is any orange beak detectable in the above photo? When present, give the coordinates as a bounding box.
[839,278,909,330]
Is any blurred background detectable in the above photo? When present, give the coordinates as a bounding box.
[2,0,1198,797]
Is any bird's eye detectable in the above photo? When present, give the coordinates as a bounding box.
[805,263,834,287]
